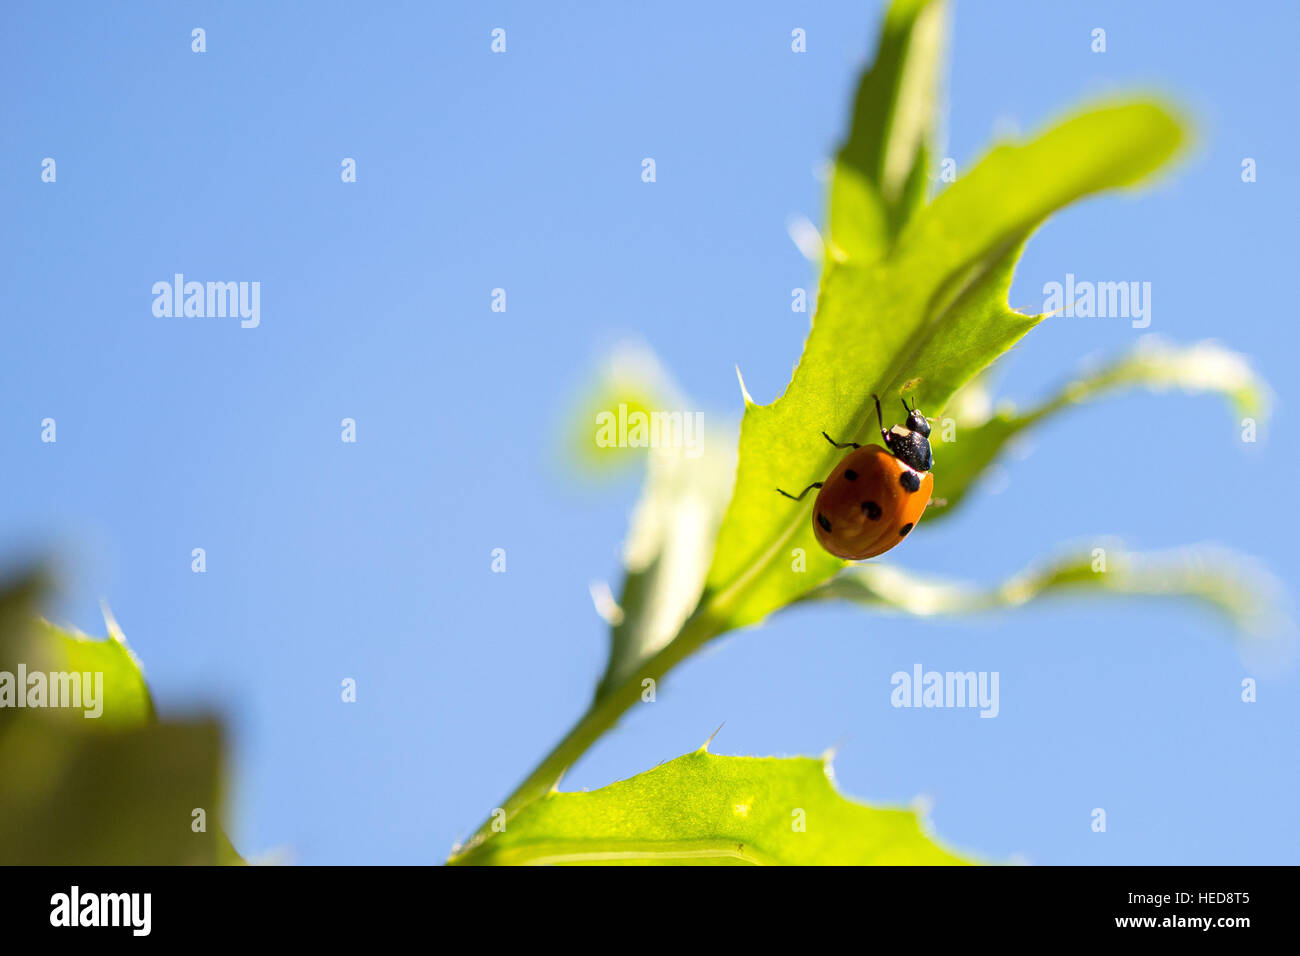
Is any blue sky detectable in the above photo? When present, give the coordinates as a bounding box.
[1,0,1296,864]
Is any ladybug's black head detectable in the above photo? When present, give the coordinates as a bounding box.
[905,406,931,438]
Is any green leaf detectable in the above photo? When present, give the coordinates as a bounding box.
[702,102,1186,634]
[831,0,947,260]
[449,749,972,865]
[927,338,1270,520]
[802,542,1285,639]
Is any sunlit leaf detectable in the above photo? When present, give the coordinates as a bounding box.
[702,102,1185,634]
[450,749,972,866]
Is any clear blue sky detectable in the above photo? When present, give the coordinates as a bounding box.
[2,1,1296,864]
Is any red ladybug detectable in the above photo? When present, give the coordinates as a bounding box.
[777,395,934,560]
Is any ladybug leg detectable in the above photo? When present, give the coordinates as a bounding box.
[776,482,823,501]
[872,395,893,446]
[821,431,860,450]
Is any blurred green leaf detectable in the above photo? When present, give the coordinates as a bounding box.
[0,717,228,865]
[594,434,735,701]
[927,338,1270,520]
[450,749,971,865]
[0,574,243,864]
[17,618,155,726]
[802,542,1284,639]
[563,343,686,479]
[567,346,738,701]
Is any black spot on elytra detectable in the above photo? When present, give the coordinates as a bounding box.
[899,470,921,493]
[844,469,858,481]
[898,522,914,537]
[861,501,882,520]
[817,513,832,533]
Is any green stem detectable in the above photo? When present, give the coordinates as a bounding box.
[452,608,721,858]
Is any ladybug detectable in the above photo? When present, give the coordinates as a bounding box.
[777,395,934,560]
